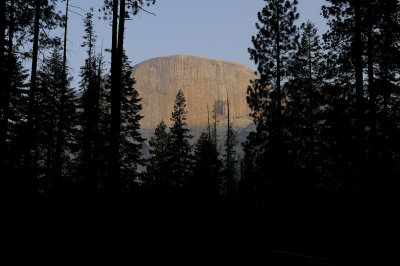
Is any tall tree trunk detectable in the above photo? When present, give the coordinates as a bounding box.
[92,46,103,185]
[382,2,391,129]
[0,0,7,170]
[25,0,41,183]
[54,0,70,187]
[5,0,14,162]
[109,0,121,194]
[353,0,365,192]
[116,0,125,181]
[226,96,234,209]
[276,18,281,133]
[63,0,68,75]
[380,1,394,200]
[213,105,217,150]
[367,2,377,177]
[308,33,313,132]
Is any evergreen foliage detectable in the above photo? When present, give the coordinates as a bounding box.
[36,45,77,190]
[119,53,145,189]
[245,0,299,211]
[169,89,193,187]
[192,130,222,202]
[148,121,171,188]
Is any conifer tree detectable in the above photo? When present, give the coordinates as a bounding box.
[24,0,63,185]
[36,45,77,191]
[79,10,102,190]
[119,53,144,189]
[368,0,400,206]
[247,0,299,140]
[148,121,171,189]
[245,0,299,202]
[169,89,193,188]
[1,0,36,174]
[192,130,222,204]
[285,21,323,185]
[102,0,156,194]
[0,0,30,172]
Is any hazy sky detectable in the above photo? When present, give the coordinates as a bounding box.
[63,0,328,87]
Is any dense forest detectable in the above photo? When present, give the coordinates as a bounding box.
[1,0,400,264]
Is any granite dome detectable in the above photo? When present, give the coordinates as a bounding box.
[132,54,257,142]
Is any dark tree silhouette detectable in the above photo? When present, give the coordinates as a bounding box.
[192,130,222,208]
[0,0,6,171]
[79,10,102,192]
[119,53,144,190]
[223,97,237,206]
[24,0,62,190]
[103,0,156,195]
[245,0,299,216]
[35,45,77,192]
[148,121,171,189]
[169,89,193,188]
[284,21,324,194]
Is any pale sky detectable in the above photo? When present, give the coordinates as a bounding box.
[60,0,328,88]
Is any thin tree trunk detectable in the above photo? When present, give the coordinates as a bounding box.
[226,96,234,208]
[0,0,7,170]
[92,45,103,185]
[5,0,15,162]
[109,0,120,194]
[353,0,365,192]
[54,0,70,186]
[308,33,313,132]
[382,4,391,126]
[367,2,377,173]
[274,4,283,181]
[25,0,41,182]
[213,105,217,150]
[276,20,281,131]
[381,2,393,197]
[207,104,211,138]
[63,0,68,75]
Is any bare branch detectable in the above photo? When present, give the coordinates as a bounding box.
[69,4,88,13]
[68,9,84,18]
[137,5,156,16]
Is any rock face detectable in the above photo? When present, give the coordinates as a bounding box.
[132,54,257,159]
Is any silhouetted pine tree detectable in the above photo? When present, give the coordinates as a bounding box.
[148,121,171,189]
[35,45,77,192]
[321,0,373,195]
[373,0,400,195]
[169,90,193,188]
[284,21,324,193]
[103,0,156,195]
[282,20,328,233]
[1,0,29,173]
[1,0,34,176]
[245,0,299,215]
[119,53,144,190]
[94,51,144,191]
[79,10,102,191]
[192,130,222,207]
[24,0,62,190]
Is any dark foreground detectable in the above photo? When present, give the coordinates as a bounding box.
[4,182,398,265]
